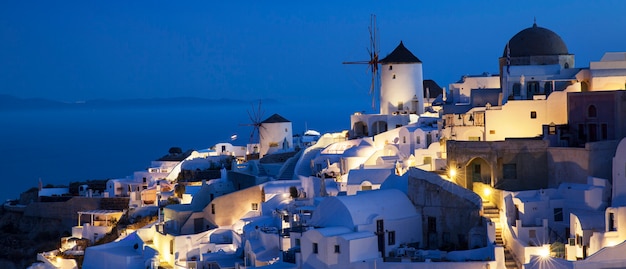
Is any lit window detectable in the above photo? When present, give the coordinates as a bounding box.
[489,130,495,135]
[549,125,556,135]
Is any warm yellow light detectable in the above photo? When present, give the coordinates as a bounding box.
[538,246,550,258]
[484,188,492,197]
[449,168,457,178]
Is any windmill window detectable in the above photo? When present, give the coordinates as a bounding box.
[389,65,393,70]
[393,74,396,79]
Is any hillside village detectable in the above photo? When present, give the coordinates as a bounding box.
[17,21,626,269]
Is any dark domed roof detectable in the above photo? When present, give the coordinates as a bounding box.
[503,23,569,58]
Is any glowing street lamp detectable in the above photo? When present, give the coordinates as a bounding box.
[449,167,457,178]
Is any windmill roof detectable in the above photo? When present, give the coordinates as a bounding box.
[262,114,290,123]
[380,41,421,64]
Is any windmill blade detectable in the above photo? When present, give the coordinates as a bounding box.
[341,14,380,110]
[342,60,372,65]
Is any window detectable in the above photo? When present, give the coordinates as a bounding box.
[211,204,215,214]
[588,105,597,118]
[529,229,536,239]
[392,74,396,79]
[295,239,301,247]
[589,124,598,142]
[549,124,556,135]
[170,240,174,255]
[568,238,575,246]
[489,130,495,135]
[361,185,372,191]
[576,234,582,245]
[513,83,521,96]
[403,136,406,144]
[554,208,563,222]
[398,102,403,110]
[416,136,421,144]
[528,81,539,94]
[389,65,393,70]
[334,245,340,253]
[388,231,396,245]
[544,82,553,94]
[609,213,617,231]
[312,243,318,254]
[423,156,432,165]
[503,164,517,179]
[578,124,586,141]
[251,203,258,211]
[530,111,537,119]
[428,217,437,233]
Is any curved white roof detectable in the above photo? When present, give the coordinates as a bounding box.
[309,189,418,229]
[343,139,376,158]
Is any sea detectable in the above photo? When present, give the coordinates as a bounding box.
[0,98,368,202]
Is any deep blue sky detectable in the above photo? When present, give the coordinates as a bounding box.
[2,1,626,105]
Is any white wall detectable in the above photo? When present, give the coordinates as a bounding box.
[260,121,293,157]
[380,62,424,115]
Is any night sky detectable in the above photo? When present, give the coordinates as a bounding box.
[2,1,626,104]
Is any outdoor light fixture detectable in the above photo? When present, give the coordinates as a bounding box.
[538,246,550,258]
[449,167,457,178]
[483,188,492,197]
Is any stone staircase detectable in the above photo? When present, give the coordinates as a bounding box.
[483,201,518,269]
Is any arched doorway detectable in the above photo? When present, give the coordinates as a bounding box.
[353,121,368,137]
[465,157,492,185]
[371,121,388,136]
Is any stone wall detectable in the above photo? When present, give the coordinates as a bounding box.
[407,169,483,250]
[23,197,129,229]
